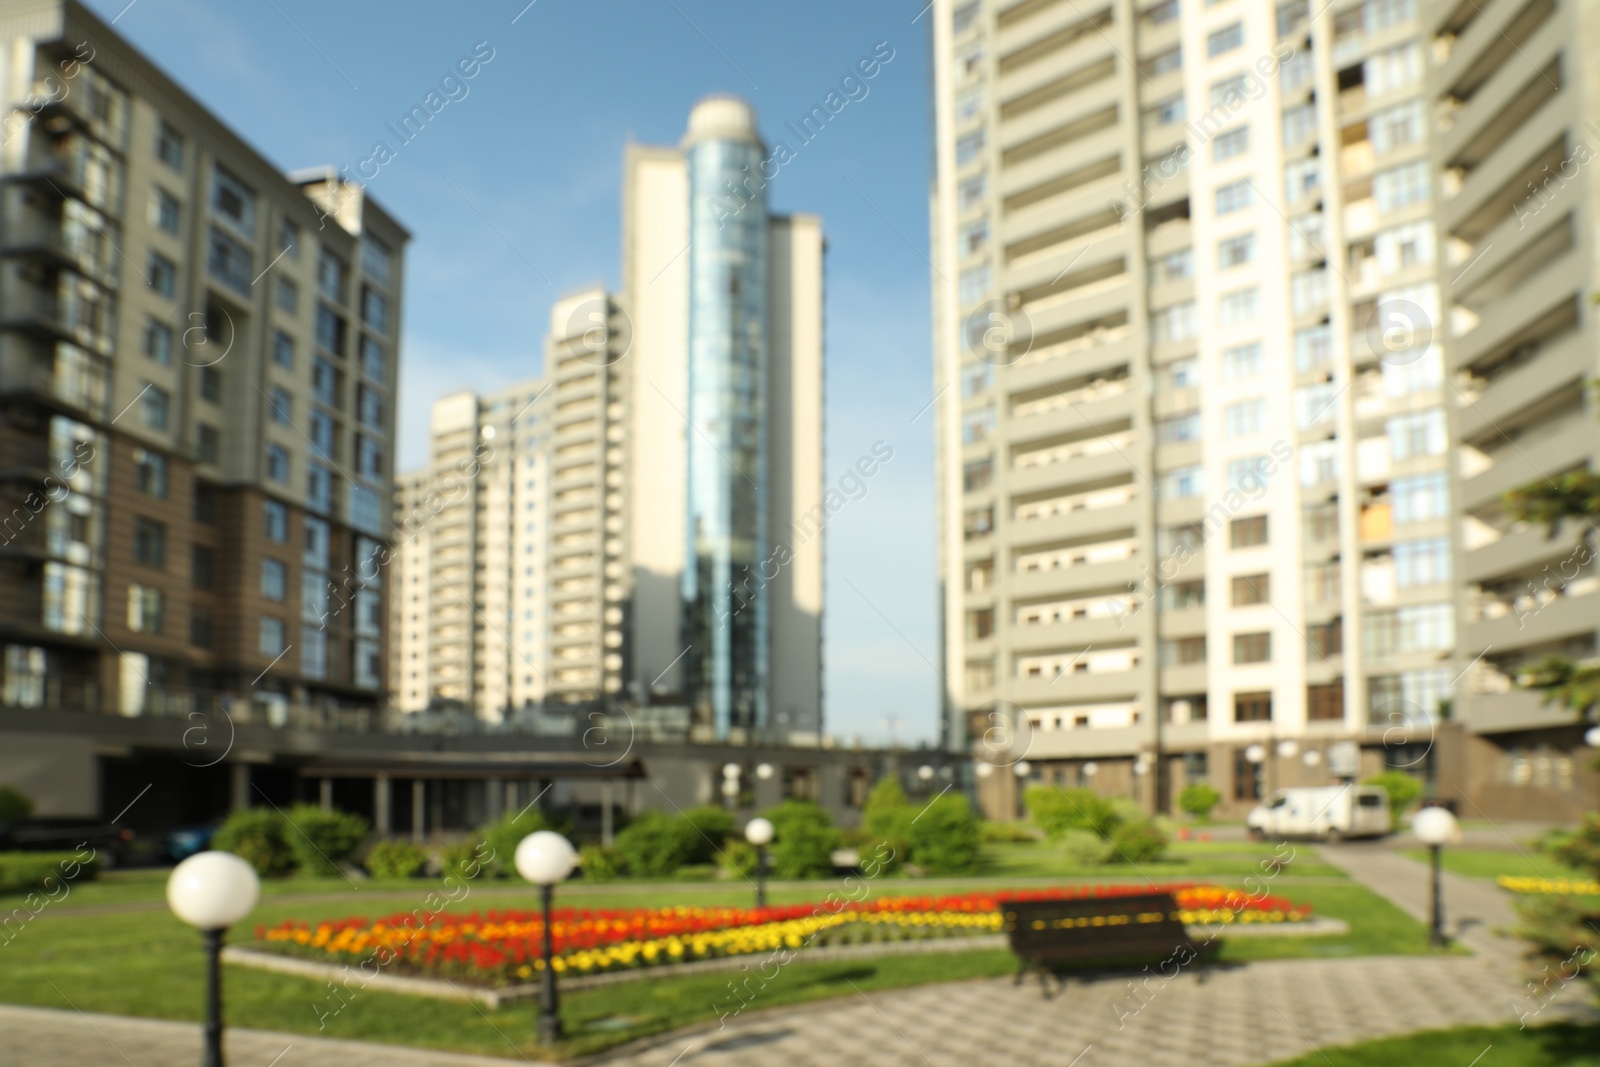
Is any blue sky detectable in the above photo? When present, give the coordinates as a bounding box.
[86,0,943,746]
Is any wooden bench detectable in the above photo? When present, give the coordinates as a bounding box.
[1001,893,1200,996]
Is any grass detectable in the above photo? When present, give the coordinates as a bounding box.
[1264,1023,1600,1066]
[979,839,1347,880]
[0,846,1435,1061]
[1399,849,1590,883]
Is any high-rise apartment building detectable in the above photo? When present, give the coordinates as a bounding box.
[0,0,405,726]
[395,98,825,742]
[1428,0,1600,818]
[932,0,1469,816]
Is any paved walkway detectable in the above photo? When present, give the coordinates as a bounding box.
[2,846,1590,1067]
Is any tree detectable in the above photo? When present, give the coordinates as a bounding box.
[614,810,693,877]
[1361,770,1422,829]
[0,785,34,821]
[907,793,981,874]
[762,799,839,879]
[1025,786,1121,839]
[1176,783,1222,823]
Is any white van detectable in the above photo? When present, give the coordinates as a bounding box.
[1246,785,1391,841]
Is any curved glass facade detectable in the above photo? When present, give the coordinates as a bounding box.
[682,132,769,737]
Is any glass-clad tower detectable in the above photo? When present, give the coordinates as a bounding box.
[681,98,770,736]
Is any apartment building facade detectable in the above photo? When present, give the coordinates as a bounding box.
[0,0,406,740]
[932,0,1473,817]
[394,98,826,743]
[1426,0,1600,819]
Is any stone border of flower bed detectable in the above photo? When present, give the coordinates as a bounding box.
[223,917,1348,1008]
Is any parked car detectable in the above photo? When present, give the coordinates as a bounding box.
[0,818,134,867]
[1246,785,1390,841]
[162,824,217,862]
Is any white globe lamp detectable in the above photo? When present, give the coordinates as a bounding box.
[515,831,579,1044]
[1411,806,1458,947]
[166,851,261,1067]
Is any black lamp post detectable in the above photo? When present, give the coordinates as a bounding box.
[166,852,260,1067]
[515,830,578,1046]
[745,817,774,908]
[1413,806,1458,948]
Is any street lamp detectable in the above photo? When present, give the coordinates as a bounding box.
[166,851,260,1067]
[1412,806,1459,948]
[515,831,579,1046]
[755,762,775,780]
[745,817,775,908]
[917,764,934,782]
[1585,726,1600,748]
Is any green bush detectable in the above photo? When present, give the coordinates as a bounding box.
[907,793,981,875]
[1025,786,1122,839]
[476,807,551,879]
[1361,771,1423,828]
[1108,820,1169,863]
[614,810,694,878]
[439,841,482,881]
[1545,813,1600,878]
[364,840,427,880]
[213,809,295,877]
[679,805,736,865]
[0,786,35,821]
[978,821,1038,844]
[578,843,626,882]
[763,799,839,879]
[284,805,369,877]
[862,778,913,840]
[1058,829,1112,866]
[717,839,760,880]
[0,851,98,894]
[1177,783,1222,822]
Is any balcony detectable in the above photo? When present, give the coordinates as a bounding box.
[0,343,107,419]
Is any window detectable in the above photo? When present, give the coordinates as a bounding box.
[1308,681,1345,721]
[275,277,297,314]
[958,264,991,305]
[1223,342,1262,380]
[143,319,173,364]
[962,363,993,398]
[1219,288,1258,326]
[1162,522,1205,555]
[259,616,285,658]
[156,121,184,171]
[1299,440,1340,486]
[960,216,989,256]
[312,358,338,406]
[1280,48,1312,91]
[139,384,170,430]
[190,609,214,649]
[1141,46,1182,78]
[1167,358,1200,389]
[1289,213,1325,260]
[355,638,381,689]
[959,172,987,211]
[1210,74,1251,110]
[1295,324,1331,371]
[357,385,384,430]
[301,626,327,679]
[262,558,287,601]
[212,165,256,235]
[304,516,331,568]
[1285,159,1321,206]
[1144,0,1179,24]
[1370,100,1425,154]
[196,424,219,465]
[1233,632,1272,663]
[266,444,289,483]
[1369,669,1452,721]
[1282,102,1317,147]
[1304,499,1339,542]
[1292,269,1328,313]
[265,500,288,542]
[1152,301,1197,343]
[1160,411,1201,443]
[317,248,348,303]
[1161,636,1207,665]
[350,484,383,535]
[261,386,291,427]
[360,285,388,334]
[194,481,218,525]
[310,410,335,457]
[1149,248,1193,285]
[952,0,980,33]
[1364,603,1453,656]
[1232,573,1270,605]
[964,457,992,493]
[1224,398,1264,437]
[271,330,294,370]
[134,518,166,567]
[127,585,164,634]
[955,127,986,168]
[1294,381,1340,429]
[1394,537,1451,586]
[133,448,167,497]
[1365,43,1423,95]
[315,304,346,355]
[192,545,216,589]
[1213,126,1249,161]
[1307,618,1343,658]
[148,252,177,297]
[1231,515,1268,548]
[1161,464,1204,499]
[1388,409,1446,459]
[308,464,332,512]
[1218,233,1255,269]
[962,407,995,445]
[151,188,180,234]
[199,365,222,403]
[1374,161,1429,212]
[964,506,993,540]
[1207,22,1243,56]
[1164,581,1205,609]
[352,338,383,387]
[278,218,301,260]
[1216,179,1252,214]
[207,226,253,295]
[1234,690,1272,721]
[1146,95,1186,127]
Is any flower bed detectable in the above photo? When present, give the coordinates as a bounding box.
[1498,875,1600,896]
[257,884,1311,987]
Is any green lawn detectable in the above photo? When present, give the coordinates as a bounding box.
[0,852,1436,1061]
[980,838,1347,880]
[1265,1023,1600,1066]
[1399,849,1590,883]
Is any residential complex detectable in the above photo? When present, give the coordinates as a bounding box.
[393,97,826,744]
[931,0,1596,819]
[0,0,405,748]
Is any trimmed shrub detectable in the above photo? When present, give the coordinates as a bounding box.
[1361,771,1423,829]
[578,843,626,882]
[0,786,35,821]
[1108,820,1169,864]
[439,841,481,882]
[1177,783,1222,822]
[717,839,760,880]
[284,805,369,877]
[862,778,913,840]
[907,793,981,875]
[979,821,1039,844]
[477,808,550,879]
[364,840,427,880]
[1058,830,1113,866]
[763,799,839,879]
[213,809,295,877]
[0,851,98,895]
[1025,786,1122,839]
[679,805,736,865]
[1546,813,1600,878]
[615,810,694,878]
